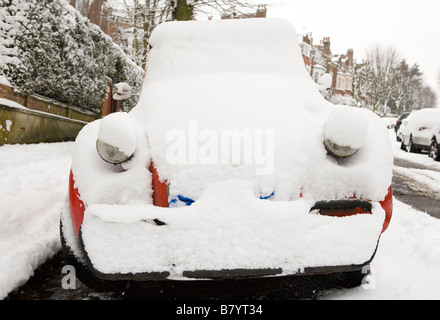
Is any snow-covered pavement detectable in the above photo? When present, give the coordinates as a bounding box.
[0,142,73,299]
[1,130,440,299]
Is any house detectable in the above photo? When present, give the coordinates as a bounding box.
[332,49,354,97]
[69,0,116,37]
[299,34,373,108]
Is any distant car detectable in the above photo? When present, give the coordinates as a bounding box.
[401,109,440,153]
[429,121,440,161]
[60,18,393,292]
[397,119,408,145]
[394,112,411,136]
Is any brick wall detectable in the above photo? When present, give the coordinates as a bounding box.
[0,83,96,123]
[0,82,98,145]
[0,104,87,145]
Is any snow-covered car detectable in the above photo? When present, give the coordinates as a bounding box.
[395,113,410,142]
[397,119,408,145]
[60,18,393,291]
[428,121,440,161]
[401,108,440,153]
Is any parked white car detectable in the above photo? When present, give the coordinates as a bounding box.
[429,121,440,161]
[397,120,408,146]
[401,108,440,153]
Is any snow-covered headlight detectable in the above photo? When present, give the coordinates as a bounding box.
[96,112,137,164]
[324,107,369,158]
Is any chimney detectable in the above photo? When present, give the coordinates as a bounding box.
[323,37,331,56]
[347,49,354,66]
[303,34,311,45]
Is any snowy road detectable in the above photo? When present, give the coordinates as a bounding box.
[2,130,440,300]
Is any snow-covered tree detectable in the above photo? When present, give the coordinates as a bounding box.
[109,0,171,69]
[391,60,423,114]
[362,44,436,115]
[0,0,30,76]
[364,44,399,114]
[1,0,143,114]
[352,62,373,108]
[407,84,437,111]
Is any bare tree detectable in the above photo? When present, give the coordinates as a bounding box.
[107,0,173,69]
[410,85,437,111]
[352,62,373,108]
[364,44,399,114]
[392,60,423,114]
[363,44,437,115]
[107,0,267,67]
[175,0,265,20]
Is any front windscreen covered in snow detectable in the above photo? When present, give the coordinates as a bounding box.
[144,18,312,84]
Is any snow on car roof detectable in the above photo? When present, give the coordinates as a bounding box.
[403,108,440,133]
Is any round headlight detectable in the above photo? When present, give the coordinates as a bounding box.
[324,139,360,158]
[96,112,137,164]
[96,139,133,164]
[324,107,369,158]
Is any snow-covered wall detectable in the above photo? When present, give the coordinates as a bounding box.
[0,102,87,145]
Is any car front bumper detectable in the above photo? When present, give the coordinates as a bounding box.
[76,198,385,282]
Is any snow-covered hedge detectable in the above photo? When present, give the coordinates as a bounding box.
[0,0,143,114]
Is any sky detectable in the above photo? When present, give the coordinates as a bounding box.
[265,0,440,102]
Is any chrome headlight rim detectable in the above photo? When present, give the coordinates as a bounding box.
[324,106,369,159]
[324,138,360,158]
[96,139,134,164]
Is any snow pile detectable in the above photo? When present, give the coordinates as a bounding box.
[325,106,369,149]
[327,198,440,300]
[0,142,73,300]
[0,97,29,110]
[97,112,137,157]
[81,185,384,275]
[0,75,12,86]
[71,119,152,206]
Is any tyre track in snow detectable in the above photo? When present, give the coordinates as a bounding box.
[393,158,440,219]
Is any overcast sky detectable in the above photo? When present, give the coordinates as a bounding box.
[265,0,440,101]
